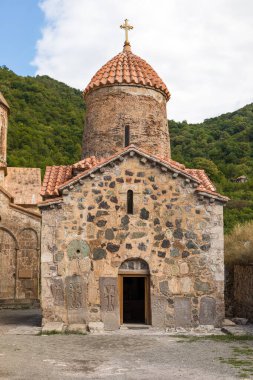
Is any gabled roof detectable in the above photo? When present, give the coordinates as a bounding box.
[41,145,228,203]
[4,167,42,205]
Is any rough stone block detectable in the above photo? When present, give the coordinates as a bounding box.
[18,269,32,279]
[67,324,87,333]
[222,319,236,327]
[42,322,65,333]
[88,322,104,333]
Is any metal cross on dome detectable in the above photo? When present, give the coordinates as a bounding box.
[120,19,133,44]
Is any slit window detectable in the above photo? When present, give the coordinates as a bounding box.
[127,190,134,214]
[124,125,130,147]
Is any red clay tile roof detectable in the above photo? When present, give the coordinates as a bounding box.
[185,169,216,192]
[83,47,170,101]
[73,156,100,170]
[41,145,228,202]
[41,165,72,197]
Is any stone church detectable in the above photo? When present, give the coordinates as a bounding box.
[0,92,41,306]
[39,22,228,331]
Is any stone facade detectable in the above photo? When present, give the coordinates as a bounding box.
[82,86,170,160]
[40,42,227,330]
[40,154,225,328]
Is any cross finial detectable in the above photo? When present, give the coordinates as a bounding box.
[120,19,133,51]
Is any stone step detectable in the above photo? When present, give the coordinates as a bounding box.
[0,299,40,310]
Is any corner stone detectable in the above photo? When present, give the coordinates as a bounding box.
[42,322,65,333]
[88,322,104,333]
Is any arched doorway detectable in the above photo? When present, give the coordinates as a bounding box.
[118,259,151,325]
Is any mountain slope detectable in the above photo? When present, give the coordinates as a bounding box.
[0,66,84,170]
[1,66,253,232]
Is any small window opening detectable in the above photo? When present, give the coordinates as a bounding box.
[124,125,130,147]
[127,190,134,214]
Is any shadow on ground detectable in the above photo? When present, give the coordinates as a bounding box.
[0,308,42,327]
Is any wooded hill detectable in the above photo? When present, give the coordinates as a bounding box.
[1,66,253,232]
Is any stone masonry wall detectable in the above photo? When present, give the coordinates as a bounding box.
[41,155,224,328]
[0,191,41,301]
[82,86,170,159]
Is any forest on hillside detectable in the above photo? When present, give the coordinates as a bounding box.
[1,66,253,233]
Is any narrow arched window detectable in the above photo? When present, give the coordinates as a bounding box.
[124,125,130,147]
[127,190,134,214]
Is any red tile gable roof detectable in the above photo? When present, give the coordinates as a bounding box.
[83,49,171,101]
[41,145,228,202]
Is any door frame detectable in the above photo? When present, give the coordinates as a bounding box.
[118,274,151,325]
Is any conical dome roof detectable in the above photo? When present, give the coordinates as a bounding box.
[84,46,170,101]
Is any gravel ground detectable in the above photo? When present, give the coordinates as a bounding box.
[0,309,251,380]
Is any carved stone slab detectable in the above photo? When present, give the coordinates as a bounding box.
[174,297,192,327]
[66,275,87,324]
[199,297,216,325]
[99,277,120,330]
[50,278,64,306]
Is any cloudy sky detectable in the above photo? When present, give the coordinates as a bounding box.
[2,0,253,122]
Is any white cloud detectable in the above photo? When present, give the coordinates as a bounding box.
[33,0,253,122]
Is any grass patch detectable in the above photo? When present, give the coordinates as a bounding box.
[38,330,87,336]
[176,335,253,343]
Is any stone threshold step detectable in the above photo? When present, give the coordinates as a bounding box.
[121,324,151,330]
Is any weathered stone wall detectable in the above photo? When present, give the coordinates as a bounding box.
[82,86,170,159]
[0,191,41,302]
[234,264,253,322]
[41,155,224,328]
[0,103,8,164]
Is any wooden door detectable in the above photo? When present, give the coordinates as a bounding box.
[118,274,151,325]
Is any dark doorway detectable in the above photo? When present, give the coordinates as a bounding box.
[123,276,145,324]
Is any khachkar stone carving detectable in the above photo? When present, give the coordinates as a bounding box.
[99,277,120,330]
[66,275,87,323]
[51,278,64,306]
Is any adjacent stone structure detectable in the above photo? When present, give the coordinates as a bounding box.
[40,37,228,329]
[0,92,41,306]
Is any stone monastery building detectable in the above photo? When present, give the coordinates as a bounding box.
[0,21,228,329]
[0,93,41,305]
[39,21,228,330]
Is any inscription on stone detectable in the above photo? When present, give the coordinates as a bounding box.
[199,297,216,325]
[174,297,192,327]
[50,278,64,306]
[99,277,119,330]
